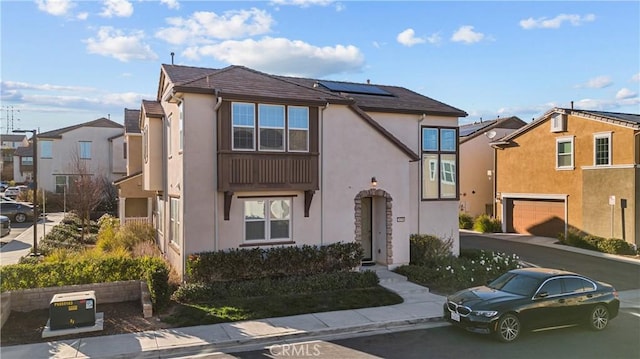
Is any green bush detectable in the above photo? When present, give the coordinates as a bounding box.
[559,229,636,255]
[459,212,474,229]
[186,242,363,283]
[409,234,453,266]
[145,259,171,311]
[596,238,636,255]
[472,214,502,233]
[173,271,378,303]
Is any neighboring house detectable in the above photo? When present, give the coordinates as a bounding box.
[492,107,639,247]
[120,64,467,280]
[35,118,125,194]
[0,134,28,181]
[113,108,155,223]
[458,116,526,217]
[12,144,34,183]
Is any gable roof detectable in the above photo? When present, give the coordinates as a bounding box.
[38,118,123,139]
[160,64,468,117]
[124,108,141,134]
[141,100,165,118]
[0,134,27,143]
[492,108,640,146]
[459,116,526,144]
[14,144,33,157]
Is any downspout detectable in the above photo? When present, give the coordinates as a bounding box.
[213,92,223,251]
[416,113,426,234]
[320,102,329,245]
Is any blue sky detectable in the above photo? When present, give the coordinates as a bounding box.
[1,0,639,133]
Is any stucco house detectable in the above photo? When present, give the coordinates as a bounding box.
[1,134,28,181]
[121,64,467,279]
[459,116,526,217]
[34,118,126,194]
[491,107,639,247]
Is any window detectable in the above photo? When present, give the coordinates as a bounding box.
[123,142,127,159]
[288,106,309,152]
[167,115,172,156]
[556,136,574,169]
[55,175,78,194]
[563,277,595,294]
[79,141,91,159]
[244,198,291,242]
[421,127,458,200]
[143,125,148,163]
[170,198,180,246]
[537,279,563,297]
[178,102,184,151]
[41,141,52,158]
[232,102,256,150]
[21,156,33,165]
[594,132,611,166]
[156,196,164,234]
[259,104,285,151]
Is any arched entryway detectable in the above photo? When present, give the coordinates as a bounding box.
[354,189,393,265]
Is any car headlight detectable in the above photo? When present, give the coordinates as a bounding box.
[472,310,498,317]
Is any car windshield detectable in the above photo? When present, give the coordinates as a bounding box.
[488,272,542,296]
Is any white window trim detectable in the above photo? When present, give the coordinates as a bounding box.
[593,132,612,166]
[243,198,292,243]
[178,102,184,152]
[232,102,256,151]
[40,140,53,159]
[167,114,173,157]
[258,104,286,152]
[169,197,180,247]
[79,141,92,159]
[556,136,574,170]
[287,106,309,152]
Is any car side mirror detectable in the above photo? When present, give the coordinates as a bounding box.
[535,292,548,299]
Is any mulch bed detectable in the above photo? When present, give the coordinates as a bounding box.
[1,301,173,347]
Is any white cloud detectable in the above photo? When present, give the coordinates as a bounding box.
[160,0,180,10]
[100,0,134,18]
[616,88,637,100]
[156,8,274,45]
[270,0,335,7]
[183,37,364,78]
[84,27,158,62]
[519,14,596,29]
[576,76,613,89]
[77,12,89,20]
[397,29,425,47]
[632,73,640,82]
[1,81,94,93]
[35,0,75,16]
[451,25,485,44]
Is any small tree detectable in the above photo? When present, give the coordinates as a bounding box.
[65,150,110,242]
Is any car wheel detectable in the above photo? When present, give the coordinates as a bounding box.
[589,305,609,331]
[14,213,27,223]
[495,313,521,342]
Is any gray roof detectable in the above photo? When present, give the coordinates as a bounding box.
[161,64,467,117]
[38,118,123,139]
[14,144,33,157]
[0,134,27,142]
[459,116,526,143]
[142,100,164,118]
[124,108,141,134]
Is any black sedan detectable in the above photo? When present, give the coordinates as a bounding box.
[0,201,34,223]
[443,267,620,342]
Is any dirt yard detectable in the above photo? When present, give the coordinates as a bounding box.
[1,301,174,347]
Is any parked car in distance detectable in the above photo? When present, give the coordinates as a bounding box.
[0,215,10,237]
[4,185,28,199]
[444,267,619,342]
[0,201,34,223]
[1,195,17,203]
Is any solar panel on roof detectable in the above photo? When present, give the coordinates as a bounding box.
[318,80,393,96]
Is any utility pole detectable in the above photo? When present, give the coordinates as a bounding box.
[13,128,39,256]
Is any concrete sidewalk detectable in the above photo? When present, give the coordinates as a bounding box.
[0,212,66,265]
[1,228,638,358]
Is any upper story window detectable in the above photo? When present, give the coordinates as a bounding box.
[21,156,33,165]
[289,106,309,152]
[594,132,611,166]
[167,115,173,157]
[259,104,285,151]
[421,127,458,200]
[178,102,184,151]
[232,102,256,150]
[143,125,149,163]
[556,136,574,169]
[170,197,180,247]
[232,102,310,153]
[40,140,52,158]
[79,141,91,159]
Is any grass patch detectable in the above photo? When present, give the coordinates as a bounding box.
[162,286,402,327]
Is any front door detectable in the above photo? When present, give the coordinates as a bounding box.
[361,197,373,262]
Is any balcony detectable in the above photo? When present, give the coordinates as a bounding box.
[218,151,319,192]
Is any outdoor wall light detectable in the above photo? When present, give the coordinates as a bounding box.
[371,177,378,188]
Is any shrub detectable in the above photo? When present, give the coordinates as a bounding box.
[186,242,363,283]
[173,271,379,303]
[409,234,453,266]
[596,238,636,255]
[459,212,474,229]
[473,214,502,233]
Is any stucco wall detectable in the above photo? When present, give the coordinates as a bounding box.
[126,134,142,174]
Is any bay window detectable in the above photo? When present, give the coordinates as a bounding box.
[422,127,458,200]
